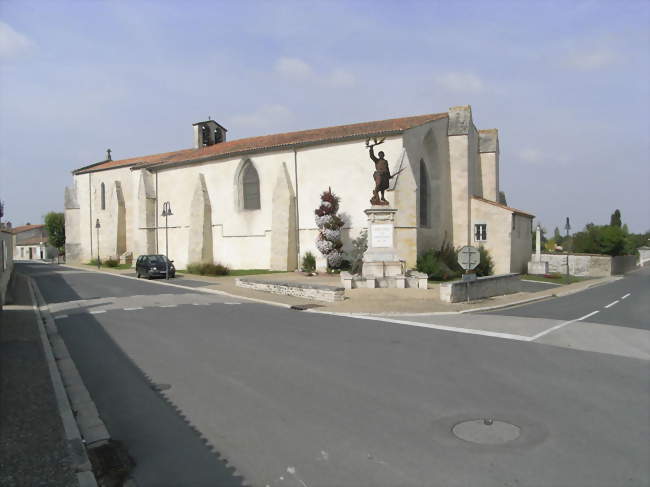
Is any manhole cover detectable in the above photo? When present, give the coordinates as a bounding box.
[452,419,520,445]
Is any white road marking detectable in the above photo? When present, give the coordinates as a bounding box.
[621,293,631,299]
[89,310,106,315]
[192,303,209,306]
[123,307,143,311]
[314,312,534,341]
[521,279,561,286]
[604,300,619,309]
[224,302,241,305]
[531,310,600,341]
[54,314,69,320]
[159,304,177,308]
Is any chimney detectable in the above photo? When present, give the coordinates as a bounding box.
[192,119,227,149]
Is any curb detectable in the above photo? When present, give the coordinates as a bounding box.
[27,276,99,487]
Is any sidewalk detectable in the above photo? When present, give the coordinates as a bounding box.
[62,263,616,315]
[0,273,78,486]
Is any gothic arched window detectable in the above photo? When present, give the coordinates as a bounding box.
[419,159,429,226]
[100,182,106,210]
[242,162,260,210]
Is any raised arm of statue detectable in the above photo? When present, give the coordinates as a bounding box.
[369,145,378,163]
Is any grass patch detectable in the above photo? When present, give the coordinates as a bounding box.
[228,269,286,276]
[521,273,588,285]
[85,260,132,270]
[180,267,284,277]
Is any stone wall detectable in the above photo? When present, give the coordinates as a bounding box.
[639,248,650,266]
[611,255,638,275]
[0,231,14,307]
[539,253,638,277]
[236,277,344,302]
[439,273,520,303]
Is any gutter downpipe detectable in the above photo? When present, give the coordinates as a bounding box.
[293,147,300,270]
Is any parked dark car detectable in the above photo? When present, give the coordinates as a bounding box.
[135,254,175,279]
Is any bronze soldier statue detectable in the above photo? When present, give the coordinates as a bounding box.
[367,138,391,205]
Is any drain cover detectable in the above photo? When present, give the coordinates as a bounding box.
[452,419,520,445]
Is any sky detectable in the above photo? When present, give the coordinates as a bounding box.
[0,0,648,233]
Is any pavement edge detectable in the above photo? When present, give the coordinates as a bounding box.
[27,275,101,487]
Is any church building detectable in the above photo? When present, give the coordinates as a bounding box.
[64,105,533,274]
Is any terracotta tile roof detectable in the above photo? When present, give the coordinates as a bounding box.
[73,113,448,174]
[16,236,47,246]
[472,196,535,218]
[11,224,45,234]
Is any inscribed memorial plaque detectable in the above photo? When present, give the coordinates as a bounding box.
[371,224,393,248]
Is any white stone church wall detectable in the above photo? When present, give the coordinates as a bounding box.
[295,137,404,270]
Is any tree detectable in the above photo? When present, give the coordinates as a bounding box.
[44,212,65,256]
[610,209,622,227]
[314,188,344,269]
[498,191,507,205]
[572,224,627,256]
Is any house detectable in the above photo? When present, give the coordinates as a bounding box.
[12,224,56,260]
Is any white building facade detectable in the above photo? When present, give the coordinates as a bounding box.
[64,106,533,274]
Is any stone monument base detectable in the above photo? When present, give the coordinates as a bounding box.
[340,270,428,290]
[527,260,548,275]
[339,205,428,290]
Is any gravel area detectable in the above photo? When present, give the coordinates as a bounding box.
[0,273,77,487]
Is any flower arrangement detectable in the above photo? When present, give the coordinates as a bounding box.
[314,187,344,269]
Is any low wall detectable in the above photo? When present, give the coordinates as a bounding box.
[440,274,520,303]
[539,253,637,277]
[236,278,345,302]
[0,231,15,307]
[611,255,638,275]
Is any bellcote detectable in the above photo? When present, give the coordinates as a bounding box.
[192,119,227,149]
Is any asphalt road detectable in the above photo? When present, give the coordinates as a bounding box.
[21,262,650,487]
[492,266,650,330]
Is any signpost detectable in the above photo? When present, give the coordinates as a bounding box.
[458,245,480,302]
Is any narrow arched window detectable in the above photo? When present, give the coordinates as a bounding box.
[242,163,260,210]
[419,159,429,226]
[100,182,106,210]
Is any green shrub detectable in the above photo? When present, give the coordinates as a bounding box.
[476,246,494,277]
[348,230,367,274]
[301,251,316,273]
[416,240,462,281]
[104,257,119,268]
[186,262,230,276]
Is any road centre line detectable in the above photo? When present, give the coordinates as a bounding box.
[604,300,619,309]
[54,314,69,320]
[123,307,143,311]
[530,310,600,341]
[621,293,631,299]
[159,304,177,308]
[89,310,106,314]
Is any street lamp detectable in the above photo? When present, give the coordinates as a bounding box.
[161,202,173,280]
[95,219,101,269]
[564,217,571,277]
